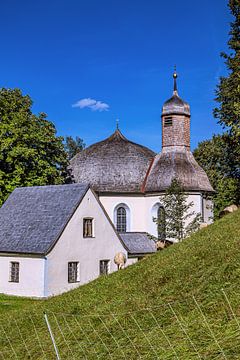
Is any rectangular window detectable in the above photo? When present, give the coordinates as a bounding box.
[9,262,19,283]
[83,218,93,237]
[99,260,110,276]
[68,262,80,283]
[164,117,173,127]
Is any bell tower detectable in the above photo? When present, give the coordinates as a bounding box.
[161,71,190,149]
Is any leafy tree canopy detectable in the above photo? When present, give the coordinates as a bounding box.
[0,88,69,206]
[213,0,240,192]
[214,0,240,140]
[193,134,239,218]
[64,136,85,160]
[196,0,240,219]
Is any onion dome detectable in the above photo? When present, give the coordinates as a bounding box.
[143,148,214,193]
[70,129,155,193]
[162,71,190,116]
[143,70,214,194]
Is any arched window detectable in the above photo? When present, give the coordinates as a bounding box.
[157,206,166,240]
[117,207,127,232]
[114,203,130,232]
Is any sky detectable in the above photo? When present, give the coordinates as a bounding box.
[0,0,232,152]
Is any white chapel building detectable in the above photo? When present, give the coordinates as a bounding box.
[70,72,214,237]
[0,72,214,298]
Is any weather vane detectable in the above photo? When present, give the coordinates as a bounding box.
[116,118,119,130]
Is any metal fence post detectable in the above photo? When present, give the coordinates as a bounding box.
[44,312,61,360]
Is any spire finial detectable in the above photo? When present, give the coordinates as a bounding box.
[173,65,178,94]
[116,118,119,130]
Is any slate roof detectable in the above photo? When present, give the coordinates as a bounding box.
[119,232,156,255]
[144,148,214,193]
[70,129,155,193]
[0,184,89,255]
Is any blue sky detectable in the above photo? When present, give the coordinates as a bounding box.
[0,0,231,152]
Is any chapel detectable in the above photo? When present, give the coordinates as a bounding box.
[70,71,214,239]
[0,72,215,298]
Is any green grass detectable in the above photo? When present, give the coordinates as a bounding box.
[1,210,240,359]
[0,294,37,314]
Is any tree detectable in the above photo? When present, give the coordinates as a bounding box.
[154,179,201,242]
[193,134,239,218]
[64,136,85,160]
[0,88,69,206]
[213,0,240,180]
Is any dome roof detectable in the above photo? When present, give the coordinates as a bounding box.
[143,148,214,193]
[70,129,155,193]
[162,71,190,116]
[162,93,190,116]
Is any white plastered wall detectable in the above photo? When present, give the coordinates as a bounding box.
[46,188,133,297]
[0,255,45,297]
[100,193,207,240]
[202,197,214,223]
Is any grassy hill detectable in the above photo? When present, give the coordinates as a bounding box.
[1,210,240,359]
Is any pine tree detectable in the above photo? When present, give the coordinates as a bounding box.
[154,179,201,242]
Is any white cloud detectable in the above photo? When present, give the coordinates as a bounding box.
[72,98,109,112]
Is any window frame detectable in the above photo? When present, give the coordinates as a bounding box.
[116,206,127,232]
[68,262,80,283]
[9,262,19,283]
[99,260,110,276]
[114,203,130,232]
[83,217,94,238]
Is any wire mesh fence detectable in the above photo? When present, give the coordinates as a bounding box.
[1,289,240,359]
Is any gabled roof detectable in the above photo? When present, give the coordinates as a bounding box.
[0,184,89,255]
[119,232,156,255]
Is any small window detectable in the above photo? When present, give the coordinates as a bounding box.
[83,218,93,237]
[100,260,110,276]
[116,207,127,232]
[68,262,80,283]
[164,117,173,127]
[9,262,19,283]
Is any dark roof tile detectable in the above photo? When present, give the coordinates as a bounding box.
[0,184,89,254]
[119,232,156,254]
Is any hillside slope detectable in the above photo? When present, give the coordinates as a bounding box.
[1,210,240,359]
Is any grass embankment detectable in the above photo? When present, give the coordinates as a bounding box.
[1,210,240,359]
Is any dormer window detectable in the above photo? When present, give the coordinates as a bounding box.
[164,117,173,127]
[83,218,94,237]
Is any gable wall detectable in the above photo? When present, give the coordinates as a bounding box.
[46,188,130,297]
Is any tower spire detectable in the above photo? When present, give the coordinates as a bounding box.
[173,65,178,94]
